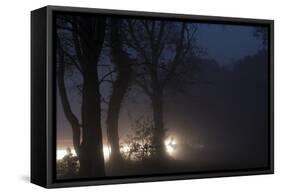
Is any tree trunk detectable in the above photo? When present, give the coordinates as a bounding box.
[71,16,106,178]
[151,88,166,158]
[57,40,81,158]
[79,69,105,177]
[107,75,131,162]
[107,20,132,162]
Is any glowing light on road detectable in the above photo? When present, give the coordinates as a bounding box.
[57,145,112,161]
[103,144,111,161]
[121,144,130,153]
[56,148,77,160]
[57,138,179,162]
[165,137,177,155]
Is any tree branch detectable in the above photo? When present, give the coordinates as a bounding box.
[99,70,116,85]
[57,36,81,156]
[60,47,82,73]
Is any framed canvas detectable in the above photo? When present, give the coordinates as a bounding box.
[31,5,274,188]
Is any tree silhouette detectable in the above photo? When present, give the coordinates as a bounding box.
[57,147,79,178]
[105,19,135,162]
[121,117,155,161]
[123,20,197,158]
[56,15,106,177]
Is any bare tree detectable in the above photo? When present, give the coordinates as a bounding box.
[106,19,134,162]
[56,15,106,177]
[123,19,197,158]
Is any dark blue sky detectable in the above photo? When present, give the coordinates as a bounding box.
[196,24,262,66]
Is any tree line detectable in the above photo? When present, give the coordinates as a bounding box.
[56,14,199,178]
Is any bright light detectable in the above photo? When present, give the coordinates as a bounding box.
[57,145,112,161]
[121,144,130,153]
[165,137,177,155]
[57,150,67,160]
[56,148,77,160]
[103,144,111,161]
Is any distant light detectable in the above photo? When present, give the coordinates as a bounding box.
[57,145,113,162]
[121,144,130,153]
[57,150,67,160]
[56,148,76,160]
[103,144,111,161]
[164,137,177,155]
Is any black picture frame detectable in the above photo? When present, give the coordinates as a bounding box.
[31,5,274,188]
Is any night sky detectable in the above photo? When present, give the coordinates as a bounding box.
[196,24,263,66]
